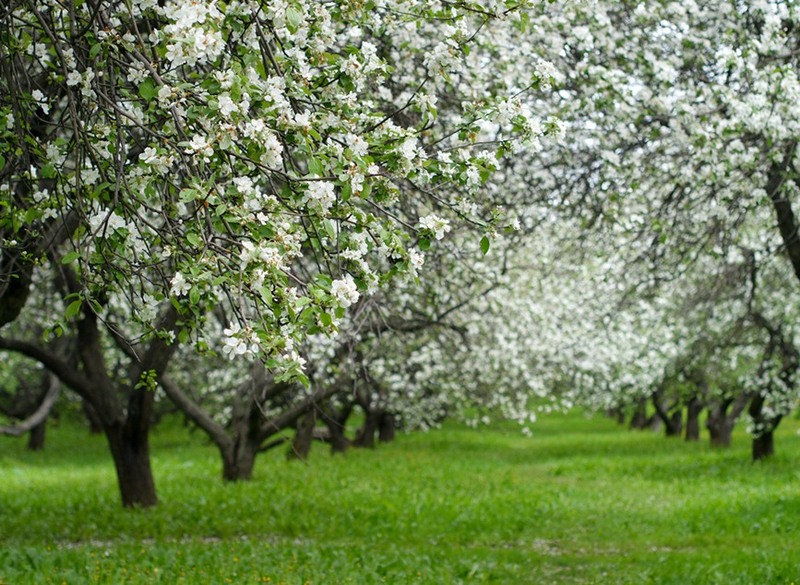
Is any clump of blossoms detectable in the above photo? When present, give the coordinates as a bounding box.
[1,0,557,382]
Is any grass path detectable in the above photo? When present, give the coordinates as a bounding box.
[1,411,799,583]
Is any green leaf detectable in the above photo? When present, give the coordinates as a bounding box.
[139,79,158,101]
[360,181,372,198]
[189,286,200,305]
[61,251,80,265]
[178,328,190,344]
[286,6,303,32]
[40,164,57,179]
[186,231,201,247]
[24,207,39,224]
[320,312,332,327]
[419,238,431,251]
[65,300,82,320]
[323,219,336,241]
[308,158,324,176]
[480,236,490,255]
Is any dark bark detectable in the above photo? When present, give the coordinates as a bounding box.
[353,409,380,448]
[320,415,350,454]
[221,437,258,481]
[748,394,782,462]
[707,417,734,448]
[685,397,702,441]
[652,389,682,437]
[105,423,157,508]
[82,400,104,434]
[629,400,649,429]
[319,398,353,455]
[0,212,80,328]
[27,420,46,451]
[752,431,775,461]
[665,410,683,437]
[706,393,750,449]
[288,411,316,461]
[327,423,350,454]
[0,258,33,329]
[378,413,396,443]
[767,143,800,282]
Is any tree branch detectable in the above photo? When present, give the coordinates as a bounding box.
[0,374,60,436]
[0,336,90,398]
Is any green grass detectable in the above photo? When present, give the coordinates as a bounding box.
[2,412,800,584]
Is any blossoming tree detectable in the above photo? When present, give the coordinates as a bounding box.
[0,0,556,505]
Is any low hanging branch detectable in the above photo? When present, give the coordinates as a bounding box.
[0,374,60,437]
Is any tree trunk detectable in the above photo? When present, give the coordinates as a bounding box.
[82,400,104,434]
[105,424,157,508]
[664,410,683,437]
[685,397,702,441]
[27,420,46,451]
[752,431,775,461]
[748,394,781,462]
[378,413,396,443]
[221,438,258,481]
[652,390,682,437]
[353,410,380,448]
[706,416,733,448]
[323,418,349,454]
[288,411,316,461]
[629,400,648,430]
[648,414,662,432]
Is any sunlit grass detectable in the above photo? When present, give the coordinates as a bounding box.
[1,412,799,583]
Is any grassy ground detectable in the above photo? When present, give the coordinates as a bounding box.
[1,411,800,584]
